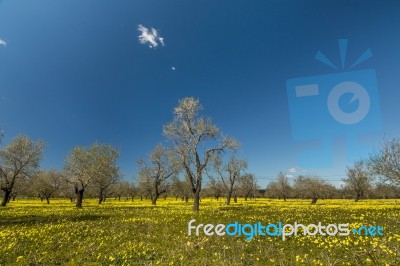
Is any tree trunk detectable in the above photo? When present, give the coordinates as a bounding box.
[76,188,84,208]
[98,190,104,204]
[283,195,287,202]
[226,191,232,205]
[311,197,318,204]
[185,195,189,203]
[355,192,361,202]
[46,197,50,204]
[193,190,200,212]
[151,195,157,205]
[1,189,11,207]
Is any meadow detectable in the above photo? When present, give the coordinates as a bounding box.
[0,198,399,265]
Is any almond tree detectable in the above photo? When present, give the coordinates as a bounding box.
[238,173,257,201]
[293,175,333,204]
[65,143,120,208]
[32,169,64,204]
[276,172,291,201]
[112,181,136,201]
[0,135,45,206]
[213,155,247,205]
[65,146,91,208]
[137,144,174,205]
[344,160,372,202]
[163,97,238,211]
[91,144,120,204]
[170,175,192,202]
[370,138,400,187]
[207,177,225,201]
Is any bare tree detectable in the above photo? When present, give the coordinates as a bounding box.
[137,144,174,205]
[207,177,225,201]
[276,172,291,201]
[372,183,399,199]
[370,138,400,187]
[65,146,91,207]
[65,143,120,208]
[163,97,238,211]
[238,173,256,201]
[91,144,120,204]
[266,181,279,199]
[343,161,372,202]
[112,181,135,201]
[0,135,45,206]
[171,175,192,202]
[57,180,76,202]
[213,155,247,205]
[32,169,64,204]
[293,175,330,204]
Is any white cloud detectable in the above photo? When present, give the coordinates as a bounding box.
[288,167,297,173]
[0,38,6,46]
[171,66,176,71]
[285,174,294,178]
[137,24,165,48]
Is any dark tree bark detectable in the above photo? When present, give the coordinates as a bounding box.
[226,191,232,205]
[355,191,363,202]
[311,197,318,204]
[98,192,103,204]
[193,190,200,212]
[75,188,84,208]
[151,196,157,205]
[1,188,11,206]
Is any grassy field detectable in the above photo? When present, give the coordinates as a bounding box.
[0,198,399,265]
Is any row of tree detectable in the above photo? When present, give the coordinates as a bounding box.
[263,140,400,204]
[0,136,123,207]
[1,97,400,210]
[0,97,241,211]
[264,172,399,204]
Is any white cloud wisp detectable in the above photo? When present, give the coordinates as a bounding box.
[137,24,165,48]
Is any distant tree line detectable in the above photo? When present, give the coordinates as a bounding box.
[1,98,400,210]
[264,143,400,203]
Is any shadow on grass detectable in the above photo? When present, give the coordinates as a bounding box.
[0,214,110,226]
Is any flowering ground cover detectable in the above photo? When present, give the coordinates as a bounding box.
[0,198,398,265]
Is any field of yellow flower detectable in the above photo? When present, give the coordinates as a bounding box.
[0,198,399,265]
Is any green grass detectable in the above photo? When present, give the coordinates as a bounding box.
[0,198,399,265]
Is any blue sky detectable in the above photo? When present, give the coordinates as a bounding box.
[1,1,400,187]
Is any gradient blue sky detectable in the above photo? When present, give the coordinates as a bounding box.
[1,1,400,187]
